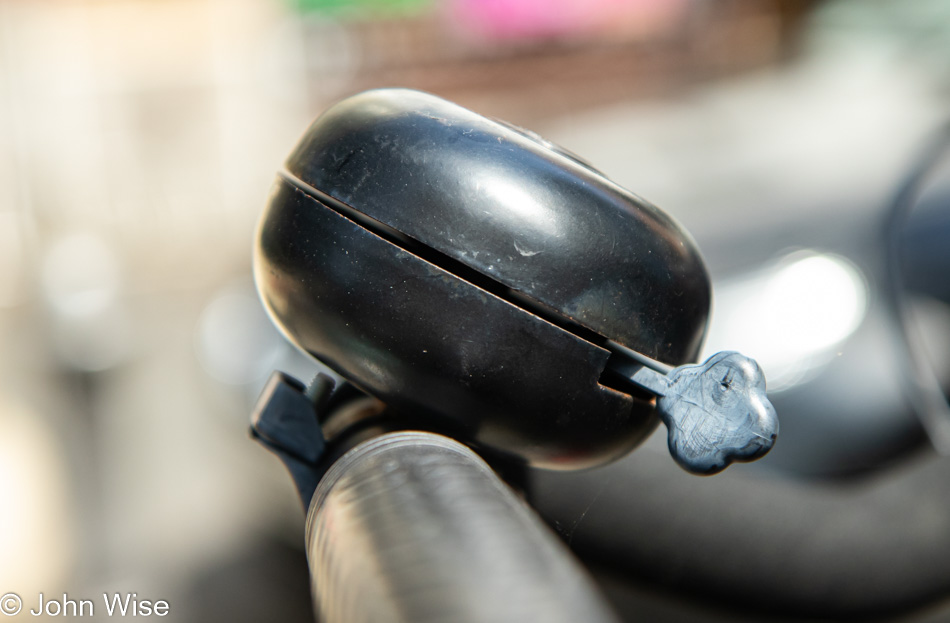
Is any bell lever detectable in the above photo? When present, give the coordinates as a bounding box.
[624,351,779,475]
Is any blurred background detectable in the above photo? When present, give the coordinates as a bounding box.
[3,0,950,620]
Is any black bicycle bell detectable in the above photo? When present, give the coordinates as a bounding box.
[254,88,722,470]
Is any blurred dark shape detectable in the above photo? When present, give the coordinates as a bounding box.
[180,537,313,623]
[532,438,950,620]
[901,187,950,303]
[882,135,950,455]
[528,128,950,619]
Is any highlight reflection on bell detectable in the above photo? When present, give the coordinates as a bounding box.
[254,88,777,473]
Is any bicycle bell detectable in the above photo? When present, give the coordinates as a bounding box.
[253,88,778,475]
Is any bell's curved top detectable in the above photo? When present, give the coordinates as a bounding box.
[284,89,709,365]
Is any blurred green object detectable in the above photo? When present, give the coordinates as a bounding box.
[291,0,434,18]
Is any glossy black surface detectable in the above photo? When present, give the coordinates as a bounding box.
[256,180,656,469]
[285,89,710,365]
[256,89,712,468]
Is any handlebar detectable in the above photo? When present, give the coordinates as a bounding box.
[304,431,619,623]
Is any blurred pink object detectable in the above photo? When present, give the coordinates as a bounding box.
[448,0,689,41]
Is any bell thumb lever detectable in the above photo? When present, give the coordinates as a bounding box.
[627,351,778,475]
